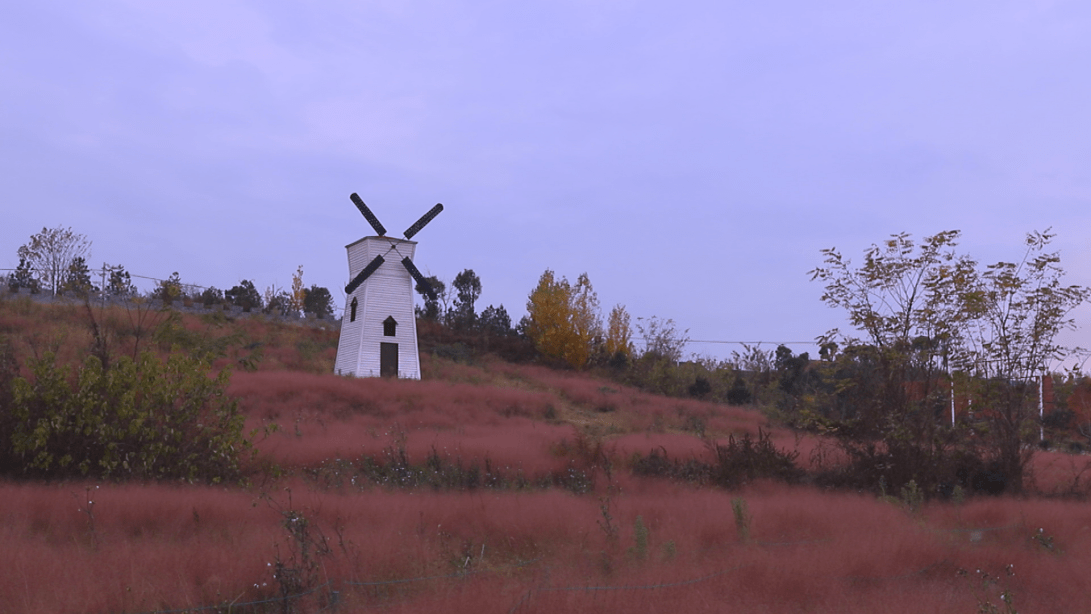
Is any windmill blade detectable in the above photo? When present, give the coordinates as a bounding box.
[350,193,387,236]
[401,257,435,299]
[403,203,443,239]
[345,255,385,294]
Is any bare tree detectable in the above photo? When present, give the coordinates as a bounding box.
[17,226,91,296]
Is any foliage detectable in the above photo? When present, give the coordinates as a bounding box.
[808,229,1090,495]
[479,304,514,336]
[7,257,39,293]
[62,256,95,297]
[451,269,482,329]
[197,286,224,306]
[263,284,295,317]
[415,275,446,321]
[605,304,634,363]
[152,271,184,305]
[635,316,689,363]
[16,226,91,296]
[6,351,250,482]
[226,279,263,312]
[959,230,1091,489]
[302,285,333,318]
[105,265,135,297]
[290,265,306,316]
[525,270,602,369]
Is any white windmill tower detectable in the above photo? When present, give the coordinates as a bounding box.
[334,193,442,379]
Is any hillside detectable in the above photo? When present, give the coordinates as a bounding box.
[2,296,1091,613]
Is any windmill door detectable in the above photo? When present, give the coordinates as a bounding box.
[380,342,399,378]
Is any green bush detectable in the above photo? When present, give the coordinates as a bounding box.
[7,351,251,482]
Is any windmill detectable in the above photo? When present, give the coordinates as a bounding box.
[334,193,443,379]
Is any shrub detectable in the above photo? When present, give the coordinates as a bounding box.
[7,351,251,482]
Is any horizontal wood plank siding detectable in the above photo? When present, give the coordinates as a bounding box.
[334,236,421,379]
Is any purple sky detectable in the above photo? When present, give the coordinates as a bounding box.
[3,2,1090,366]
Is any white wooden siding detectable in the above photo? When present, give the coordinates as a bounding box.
[334,236,422,379]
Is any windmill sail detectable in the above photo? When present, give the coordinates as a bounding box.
[345,254,384,294]
[350,193,387,236]
[403,203,443,239]
[400,257,435,299]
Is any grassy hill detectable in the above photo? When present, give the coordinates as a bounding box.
[2,296,1090,613]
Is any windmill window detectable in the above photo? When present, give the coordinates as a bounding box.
[383,316,397,337]
[350,298,358,322]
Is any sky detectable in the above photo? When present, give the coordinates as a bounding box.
[3,1,1090,367]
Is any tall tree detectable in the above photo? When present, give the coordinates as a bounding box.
[960,230,1090,490]
[62,256,95,297]
[289,266,306,316]
[415,275,446,321]
[17,226,91,296]
[479,304,514,336]
[105,265,136,297]
[153,272,184,305]
[302,285,334,318]
[451,269,482,328]
[605,304,634,360]
[7,257,39,293]
[525,270,602,369]
[226,280,262,312]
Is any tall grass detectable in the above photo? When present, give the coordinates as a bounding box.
[3,480,1090,613]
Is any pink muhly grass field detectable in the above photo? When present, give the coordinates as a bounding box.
[4,480,1090,613]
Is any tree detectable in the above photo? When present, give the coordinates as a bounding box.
[263,284,294,317]
[525,270,602,369]
[809,229,1090,494]
[290,266,306,316]
[415,275,446,321]
[198,286,224,307]
[302,285,334,318]
[605,304,634,362]
[62,256,95,297]
[17,226,91,296]
[479,304,514,336]
[7,351,250,482]
[153,272,184,305]
[7,257,39,293]
[451,269,482,329]
[636,316,688,363]
[105,265,136,297]
[959,230,1091,491]
[226,280,263,312]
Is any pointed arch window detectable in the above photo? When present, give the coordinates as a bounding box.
[350,297,358,322]
[383,316,397,337]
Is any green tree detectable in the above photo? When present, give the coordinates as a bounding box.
[17,226,92,296]
[415,275,446,321]
[959,230,1091,491]
[810,229,1089,494]
[451,269,482,329]
[226,280,263,312]
[7,257,39,293]
[7,351,250,482]
[302,285,333,318]
[62,256,95,297]
[153,272,184,305]
[105,265,136,297]
[479,304,514,336]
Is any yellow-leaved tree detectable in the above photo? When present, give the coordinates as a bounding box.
[290,265,306,316]
[526,270,602,369]
[605,303,634,360]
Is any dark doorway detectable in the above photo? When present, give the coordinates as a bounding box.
[380,342,398,378]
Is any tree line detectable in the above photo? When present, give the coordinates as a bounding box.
[7,226,335,318]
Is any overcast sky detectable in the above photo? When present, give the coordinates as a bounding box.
[3,1,1090,366]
